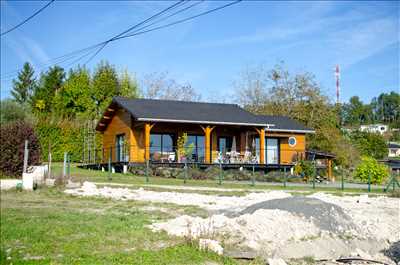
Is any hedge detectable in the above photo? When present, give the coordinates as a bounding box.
[0,121,41,178]
[35,119,93,162]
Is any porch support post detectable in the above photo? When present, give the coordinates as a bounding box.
[200,125,215,164]
[254,127,265,164]
[327,159,333,181]
[144,123,155,161]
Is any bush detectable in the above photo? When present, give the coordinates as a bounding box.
[0,121,41,178]
[294,160,315,181]
[354,156,389,184]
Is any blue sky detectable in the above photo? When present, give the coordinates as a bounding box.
[1,1,399,103]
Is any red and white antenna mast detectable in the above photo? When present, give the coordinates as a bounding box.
[335,65,340,104]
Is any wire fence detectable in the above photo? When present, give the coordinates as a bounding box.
[47,143,400,193]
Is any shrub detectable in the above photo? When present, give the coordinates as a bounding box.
[354,156,389,184]
[0,121,41,178]
[294,160,315,181]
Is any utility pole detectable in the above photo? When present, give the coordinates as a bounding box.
[335,65,340,105]
[335,65,342,126]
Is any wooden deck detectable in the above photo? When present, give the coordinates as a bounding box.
[78,161,295,173]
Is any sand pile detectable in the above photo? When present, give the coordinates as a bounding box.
[65,182,399,262]
[65,181,291,211]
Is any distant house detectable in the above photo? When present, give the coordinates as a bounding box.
[95,97,322,171]
[388,142,400,158]
[360,124,388,134]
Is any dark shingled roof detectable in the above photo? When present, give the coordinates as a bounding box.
[110,97,266,126]
[97,97,315,133]
[257,115,314,133]
[388,142,400,149]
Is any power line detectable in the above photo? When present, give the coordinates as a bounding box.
[2,0,241,80]
[1,1,188,79]
[113,0,242,42]
[85,0,241,64]
[83,0,188,65]
[1,0,56,36]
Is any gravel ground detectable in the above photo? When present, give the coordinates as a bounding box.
[65,182,399,263]
[237,197,358,234]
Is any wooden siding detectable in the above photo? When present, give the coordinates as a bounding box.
[266,133,305,164]
[102,109,132,162]
[99,109,308,165]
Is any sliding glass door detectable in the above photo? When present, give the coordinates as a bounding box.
[266,138,279,164]
[150,133,175,161]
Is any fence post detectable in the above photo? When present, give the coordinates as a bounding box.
[312,164,316,189]
[341,168,344,191]
[48,152,52,179]
[145,160,149,183]
[63,152,67,178]
[67,154,71,179]
[283,166,287,188]
[108,147,112,181]
[251,165,255,187]
[218,161,223,185]
[23,140,29,174]
[368,170,371,192]
[184,161,188,184]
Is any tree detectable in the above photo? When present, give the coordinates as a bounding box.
[141,72,201,101]
[91,61,119,117]
[350,131,387,159]
[118,69,139,98]
[53,67,93,118]
[235,63,354,164]
[371,91,400,125]
[0,99,34,125]
[11,62,36,104]
[31,66,65,113]
[342,96,372,126]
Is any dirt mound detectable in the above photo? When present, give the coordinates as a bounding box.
[238,197,358,234]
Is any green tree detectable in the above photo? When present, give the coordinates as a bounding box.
[354,156,388,184]
[11,62,36,104]
[91,61,119,117]
[0,99,34,125]
[235,63,357,166]
[31,66,65,113]
[118,70,139,98]
[53,67,93,118]
[342,96,372,126]
[371,91,400,125]
[350,130,387,159]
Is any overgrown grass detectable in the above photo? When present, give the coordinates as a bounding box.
[0,188,237,264]
[51,163,386,194]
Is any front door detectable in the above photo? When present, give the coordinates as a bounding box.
[116,134,125,162]
[266,138,279,164]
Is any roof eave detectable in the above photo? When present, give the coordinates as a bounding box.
[266,128,315,134]
[136,117,268,127]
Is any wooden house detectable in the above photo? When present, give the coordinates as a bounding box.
[95,97,317,171]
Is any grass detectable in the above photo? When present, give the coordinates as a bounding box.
[0,188,238,265]
[51,163,386,195]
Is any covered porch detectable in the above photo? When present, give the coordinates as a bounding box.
[106,121,305,167]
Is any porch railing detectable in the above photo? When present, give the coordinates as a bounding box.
[81,144,305,165]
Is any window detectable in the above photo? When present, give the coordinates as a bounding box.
[266,138,279,164]
[218,137,233,154]
[186,135,205,162]
[115,134,126,162]
[288,136,297,147]
[150,134,175,161]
